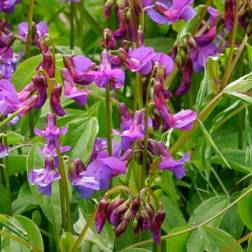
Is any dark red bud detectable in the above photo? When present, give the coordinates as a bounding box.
[95,198,109,233]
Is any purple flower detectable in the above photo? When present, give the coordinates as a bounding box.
[70,137,131,199]
[0,143,8,158]
[152,52,174,75]
[154,90,196,130]
[0,48,21,79]
[28,158,61,196]
[0,0,20,13]
[94,51,125,89]
[148,139,189,179]
[18,21,48,42]
[0,79,21,115]
[143,0,195,25]
[122,46,156,75]
[114,107,149,150]
[63,55,96,85]
[34,113,70,158]
[160,152,190,179]
[61,68,89,106]
[69,159,100,198]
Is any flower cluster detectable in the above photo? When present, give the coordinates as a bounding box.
[28,113,70,195]
[95,191,165,244]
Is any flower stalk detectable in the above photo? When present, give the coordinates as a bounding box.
[105,84,112,156]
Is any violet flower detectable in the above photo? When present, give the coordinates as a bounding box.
[0,143,8,158]
[70,138,131,199]
[28,158,61,196]
[0,79,21,115]
[61,68,89,106]
[0,48,21,79]
[121,46,156,75]
[69,159,100,198]
[143,0,195,25]
[63,55,96,85]
[154,88,196,130]
[0,0,20,13]
[34,113,70,158]
[95,51,125,89]
[148,139,189,179]
[18,21,48,42]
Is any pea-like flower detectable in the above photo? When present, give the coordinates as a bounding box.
[28,158,61,196]
[143,0,195,25]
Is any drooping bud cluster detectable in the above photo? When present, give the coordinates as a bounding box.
[95,191,165,244]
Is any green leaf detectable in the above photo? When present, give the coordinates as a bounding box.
[14,215,44,251]
[12,55,42,91]
[187,229,205,252]
[211,149,252,174]
[198,119,231,169]
[62,117,99,163]
[74,209,114,252]
[224,91,252,104]
[0,184,11,214]
[12,184,36,214]
[238,186,252,231]
[8,155,27,176]
[189,196,228,226]
[159,193,186,232]
[202,226,243,252]
[0,215,28,241]
[166,226,191,252]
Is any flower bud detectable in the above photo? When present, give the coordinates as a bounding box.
[108,199,129,227]
[95,198,109,233]
[115,219,129,237]
[130,196,140,218]
[104,0,115,19]
[50,84,65,117]
[101,28,116,50]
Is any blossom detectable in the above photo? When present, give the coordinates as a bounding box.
[70,138,131,199]
[34,113,70,158]
[143,0,195,25]
[28,158,61,196]
[18,21,48,42]
[0,48,21,79]
[50,85,65,116]
[63,55,96,85]
[0,0,20,13]
[148,139,190,179]
[94,51,125,89]
[0,79,21,115]
[0,143,8,158]
[61,68,89,106]
[122,46,156,75]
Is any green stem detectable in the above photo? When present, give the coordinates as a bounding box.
[25,0,35,58]
[25,0,35,137]
[57,149,72,232]
[119,186,252,251]
[58,179,66,230]
[0,229,42,252]
[3,136,12,215]
[105,85,112,156]
[170,92,223,154]
[142,76,153,188]
[70,2,75,49]
[221,0,240,89]
[70,210,96,252]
